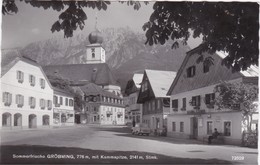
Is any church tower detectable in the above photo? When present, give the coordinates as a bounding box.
[85,15,106,64]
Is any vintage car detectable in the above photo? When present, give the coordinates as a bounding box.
[132,123,151,136]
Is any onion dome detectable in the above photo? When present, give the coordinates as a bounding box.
[88,30,103,44]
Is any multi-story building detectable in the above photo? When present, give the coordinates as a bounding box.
[137,70,176,132]
[1,56,54,129]
[124,74,143,125]
[53,87,75,126]
[166,47,258,145]
[79,83,125,125]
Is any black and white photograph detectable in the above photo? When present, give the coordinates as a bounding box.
[0,1,259,164]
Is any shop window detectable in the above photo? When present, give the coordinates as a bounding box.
[224,121,231,136]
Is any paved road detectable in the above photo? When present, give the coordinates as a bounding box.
[0,125,258,164]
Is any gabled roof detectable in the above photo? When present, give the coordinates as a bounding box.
[145,69,176,98]
[42,63,118,86]
[1,55,53,89]
[79,83,122,99]
[167,47,259,95]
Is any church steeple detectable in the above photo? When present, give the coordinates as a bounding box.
[85,13,106,64]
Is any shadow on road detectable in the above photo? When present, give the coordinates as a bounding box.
[93,126,206,145]
[0,145,234,164]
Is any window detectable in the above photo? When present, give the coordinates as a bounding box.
[40,78,45,89]
[224,121,231,136]
[65,98,68,106]
[69,99,74,106]
[53,96,58,105]
[47,100,52,110]
[29,75,35,86]
[60,97,63,105]
[207,121,213,135]
[191,95,201,107]
[91,48,95,58]
[203,63,210,73]
[182,98,186,110]
[40,99,45,109]
[16,94,24,108]
[152,100,155,110]
[17,71,24,83]
[172,122,176,131]
[187,66,196,78]
[29,97,36,109]
[157,99,160,109]
[180,122,184,132]
[205,93,215,108]
[2,92,12,106]
[172,99,178,111]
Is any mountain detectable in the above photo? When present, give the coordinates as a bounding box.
[2,27,190,91]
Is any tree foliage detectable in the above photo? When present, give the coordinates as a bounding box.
[2,1,259,71]
[214,82,258,131]
[143,2,259,71]
[2,0,146,38]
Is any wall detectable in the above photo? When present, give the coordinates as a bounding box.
[0,60,53,129]
[100,105,125,125]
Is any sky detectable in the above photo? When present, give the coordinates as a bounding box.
[1,1,201,49]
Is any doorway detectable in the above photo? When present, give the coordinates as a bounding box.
[29,114,37,128]
[190,117,198,139]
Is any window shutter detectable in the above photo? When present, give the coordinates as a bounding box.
[9,93,12,104]
[16,95,19,104]
[33,98,36,107]
[29,97,31,106]
[21,95,24,106]
[197,96,201,106]
[2,92,6,102]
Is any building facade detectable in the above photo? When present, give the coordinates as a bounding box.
[79,83,125,125]
[166,48,259,145]
[137,70,176,132]
[53,87,75,126]
[124,74,143,125]
[1,57,54,129]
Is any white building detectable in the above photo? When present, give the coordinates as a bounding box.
[79,83,125,125]
[53,87,75,126]
[166,47,259,145]
[1,56,54,129]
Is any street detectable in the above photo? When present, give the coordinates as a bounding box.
[0,125,258,164]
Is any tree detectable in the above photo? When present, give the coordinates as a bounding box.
[2,1,259,71]
[143,2,259,72]
[214,82,258,132]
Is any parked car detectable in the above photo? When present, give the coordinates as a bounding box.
[132,123,151,136]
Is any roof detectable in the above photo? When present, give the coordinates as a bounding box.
[132,74,143,89]
[1,55,54,90]
[79,83,122,99]
[42,63,118,86]
[53,86,74,97]
[167,47,259,95]
[216,51,259,77]
[145,70,176,98]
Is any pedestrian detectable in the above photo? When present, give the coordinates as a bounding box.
[208,128,219,144]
